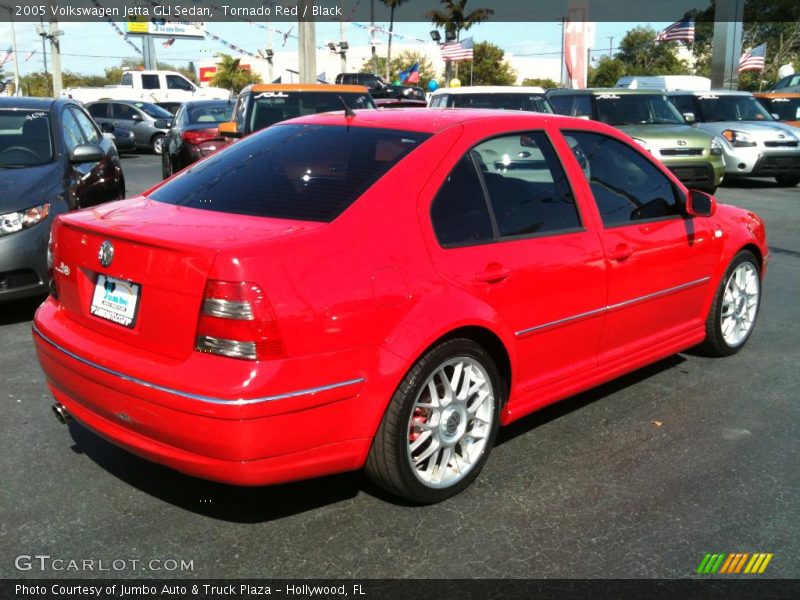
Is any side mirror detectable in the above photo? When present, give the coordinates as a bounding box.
[99,122,114,133]
[686,189,717,218]
[70,144,105,164]
[131,114,143,122]
[682,112,696,123]
[153,119,169,130]
[218,121,242,138]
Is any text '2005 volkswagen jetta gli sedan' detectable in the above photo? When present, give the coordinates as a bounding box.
[34,109,768,504]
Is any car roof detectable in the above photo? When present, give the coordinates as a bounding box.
[0,96,58,110]
[548,88,667,95]
[666,90,754,96]
[279,107,590,134]
[432,86,546,95]
[753,92,800,99]
[241,84,369,94]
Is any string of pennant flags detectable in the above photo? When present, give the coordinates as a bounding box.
[92,0,142,53]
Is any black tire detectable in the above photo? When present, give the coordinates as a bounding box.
[162,153,172,180]
[151,134,165,155]
[775,175,800,187]
[699,250,761,357]
[365,338,504,504]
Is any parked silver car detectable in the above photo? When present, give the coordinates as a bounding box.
[668,90,800,186]
[86,100,172,154]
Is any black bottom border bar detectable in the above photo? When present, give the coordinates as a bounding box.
[4,579,800,600]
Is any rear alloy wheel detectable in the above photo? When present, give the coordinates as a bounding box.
[366,338,502,504]
[152,134,165,155]
[775,175,800,187]
[700,250,761,356]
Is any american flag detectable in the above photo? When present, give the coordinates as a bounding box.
[656,18,696,43]
[162,38,175,48]
[739,44,767,72]
[0,47,14,68]
[441,37,474,62]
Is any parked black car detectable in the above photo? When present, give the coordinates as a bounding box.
[86,100,172,154]
[335,73,425,100]
[0,97,125,301]
[162,99,233,178]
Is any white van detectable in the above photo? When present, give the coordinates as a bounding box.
[616,76,711,91]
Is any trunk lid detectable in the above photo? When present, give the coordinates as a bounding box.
[52,197,322,360]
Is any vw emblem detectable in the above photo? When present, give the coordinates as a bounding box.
[676,140,687,146]
[778,134,785,139]
[98,240,114,268]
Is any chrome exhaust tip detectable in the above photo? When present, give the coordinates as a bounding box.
[52,403,71,425]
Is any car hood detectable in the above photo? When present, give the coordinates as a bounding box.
[617,123,713,148]
[695,121,800,141]
[0,162,62,214]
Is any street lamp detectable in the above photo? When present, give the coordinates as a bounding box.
[429,30,441,43]
[327,41,348,73]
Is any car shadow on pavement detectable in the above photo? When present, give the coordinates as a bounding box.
[65,353,689,520]
[0,296,46,326]
[720,177,782,189]
[497,353,686,446]
[66,422,369,522]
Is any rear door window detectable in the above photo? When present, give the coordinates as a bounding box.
[88,103,108,119]
[141,74,160,90]
[149,124,430,222]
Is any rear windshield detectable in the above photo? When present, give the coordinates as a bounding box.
[0,109,54,167]
[761,97,800,121]
[133,102,174,119]
[187,103,233,124]
[149,124,430,222]
[246,91,376,133]
[446,93,553,113]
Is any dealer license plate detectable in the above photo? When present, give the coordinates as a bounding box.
[90,274,141,328]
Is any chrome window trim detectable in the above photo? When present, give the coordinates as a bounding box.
[32,324,364,406]
[515,276,711,337]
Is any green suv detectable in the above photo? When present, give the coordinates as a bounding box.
[547,88,724,192]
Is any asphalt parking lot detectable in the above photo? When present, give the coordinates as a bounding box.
[1,154,798,579]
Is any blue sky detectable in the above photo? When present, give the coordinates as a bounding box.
[1,20,673,78]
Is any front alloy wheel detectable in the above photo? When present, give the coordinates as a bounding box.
[700,250,761,356]
[366,338,502,504]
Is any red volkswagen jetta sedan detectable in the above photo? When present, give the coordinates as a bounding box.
[34,109,768,503]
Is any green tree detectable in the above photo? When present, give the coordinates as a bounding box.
[425,0,494,41]
[588,56,628,87]
[469,41,516,86]
[360,50,438,89]
[382,0,411,80]
[520,77,560,89]
[210,54,262,93]
[616,26,687,75]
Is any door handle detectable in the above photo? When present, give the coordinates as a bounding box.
[608,243,633,261]
[475,264,510,283]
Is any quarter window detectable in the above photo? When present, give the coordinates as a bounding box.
[564,130,681,226]
[430,155,494,246]
[87,103,108,119]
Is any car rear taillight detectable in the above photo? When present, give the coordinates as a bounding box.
[195,280,285,361]
[182,128,219,145]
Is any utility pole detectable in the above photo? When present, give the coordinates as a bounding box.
[608,36,613,58]
[560,18,566,87]
[37,19,50,96]
[7,7,21,95]
[298,1,316,83]
[267,25,274,82]
[48,13,64,96]
[370,0,378,75]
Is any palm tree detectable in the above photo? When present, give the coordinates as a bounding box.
[210,53,262,93]
[424,0,494,42]
[382,0,410,81]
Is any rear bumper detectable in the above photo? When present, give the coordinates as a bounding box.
[32,298,402,485]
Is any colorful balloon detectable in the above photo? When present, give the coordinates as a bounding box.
[450,78,461,88]
[428,80,439,91]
